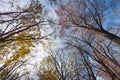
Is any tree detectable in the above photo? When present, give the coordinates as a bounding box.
[38,48,86,80]
[0,59,30,80]
[0,0,49,79]
[50,0,120,46]
[64,29,120,79]
[38,55,57,80]
[48,0,120,79]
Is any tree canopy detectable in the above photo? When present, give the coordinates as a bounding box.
[0,0,120,80]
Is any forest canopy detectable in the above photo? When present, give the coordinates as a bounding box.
[0,0,120,80]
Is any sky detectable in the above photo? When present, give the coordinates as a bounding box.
[19,1,120,79]
[103,0,120,30]
[0,0,119,79]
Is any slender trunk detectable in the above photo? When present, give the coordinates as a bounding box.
[102,30,120,46]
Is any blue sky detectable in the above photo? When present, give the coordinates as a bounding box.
[0,0,119,79]
[103,0,120,30]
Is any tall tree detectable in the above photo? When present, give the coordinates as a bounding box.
[48,0,120,79]
[38,48,88,80]
[50,0,120,46]
[0,0,44,44]
[64,28,120,79]
[0,0,49,79]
